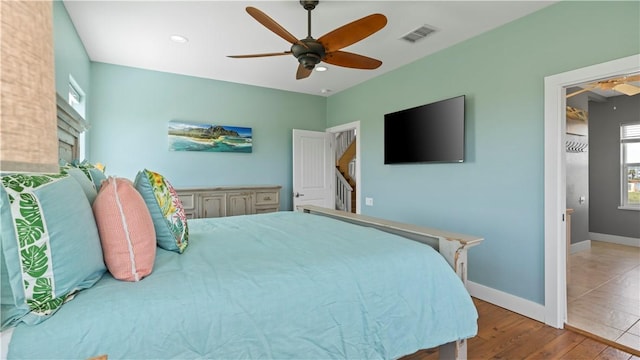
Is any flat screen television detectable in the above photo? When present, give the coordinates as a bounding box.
[384,95,465,164]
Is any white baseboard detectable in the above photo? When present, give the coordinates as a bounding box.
[589,232,640,247]
[570,240,591,254]
[467,281,545,323]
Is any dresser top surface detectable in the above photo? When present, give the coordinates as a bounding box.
[176,185,281,192]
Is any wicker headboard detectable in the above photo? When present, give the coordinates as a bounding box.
[56,93,87,163]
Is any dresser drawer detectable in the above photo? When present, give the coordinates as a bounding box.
[177,193,196,210]
[183,210,197,219]
[255,207,278,214]
[255,191,279,205]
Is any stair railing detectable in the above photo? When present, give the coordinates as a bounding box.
[335,129,356,162]
[335,168,353,212]
[348,158,356,182]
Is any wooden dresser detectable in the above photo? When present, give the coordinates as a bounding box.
[176,185,281,219]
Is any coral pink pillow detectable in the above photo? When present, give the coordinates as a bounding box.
[93,177,156,282]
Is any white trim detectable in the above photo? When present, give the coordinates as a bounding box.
[570,239,591,254]
[618,206,640,211]
[544,71,566,329]
[467,281,545,323]
[544,54,640,329]
[620,122,640,208]
[589,232,640,247]
[326,121,362,214]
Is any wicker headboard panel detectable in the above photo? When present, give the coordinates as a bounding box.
[56,93,87,163]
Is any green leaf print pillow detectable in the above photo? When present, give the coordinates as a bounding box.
[0,173,106,329]
[134,169,189,253]
[67,160,107,192]
[59,165,98,204]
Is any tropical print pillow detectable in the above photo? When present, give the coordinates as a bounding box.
[64,160,107,192]
[0,173,105,329]
[60,165,98,204]
[134,169,189,253]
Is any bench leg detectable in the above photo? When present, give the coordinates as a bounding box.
[438,339,467,360]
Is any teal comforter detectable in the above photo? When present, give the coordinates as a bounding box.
[8,211,477,359]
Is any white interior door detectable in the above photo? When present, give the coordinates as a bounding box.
[292,129,334,210]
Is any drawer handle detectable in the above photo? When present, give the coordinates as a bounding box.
[263,196,271,201]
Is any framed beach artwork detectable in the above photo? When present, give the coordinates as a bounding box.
[168,120,252,153]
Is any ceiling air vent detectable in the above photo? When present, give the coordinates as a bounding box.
[401,25,436,43]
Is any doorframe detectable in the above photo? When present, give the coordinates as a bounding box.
[326,121,361,214]
[543,54,640,328]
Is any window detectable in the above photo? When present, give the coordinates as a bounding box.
[621,122,640,209]
[68,83,81,107]
[68,75,87,161]
[68,78,85,114]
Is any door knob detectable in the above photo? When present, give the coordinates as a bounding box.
[294,192,305,198]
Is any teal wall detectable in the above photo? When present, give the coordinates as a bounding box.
[326,1,640,304]
[52,1,90,107]
[88,63,326,210]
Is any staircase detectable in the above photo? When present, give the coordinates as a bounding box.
[335,130,356,213]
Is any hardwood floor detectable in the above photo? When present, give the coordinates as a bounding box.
[567,241,640,354]
[402,298,639,360]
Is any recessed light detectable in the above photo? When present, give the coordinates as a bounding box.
[170,34,189,43]
[321,88,332,94]
[315,66,328,72]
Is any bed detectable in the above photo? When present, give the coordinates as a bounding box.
[1,198,480,359]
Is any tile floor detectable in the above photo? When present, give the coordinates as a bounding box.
[567,241,640,352]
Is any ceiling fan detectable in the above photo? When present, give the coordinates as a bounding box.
[566,74,640,98]
[227,0,387,80]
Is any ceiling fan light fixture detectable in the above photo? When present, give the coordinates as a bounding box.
[170,34,189,43]
[292,39,326,69]
[298,53,321,70]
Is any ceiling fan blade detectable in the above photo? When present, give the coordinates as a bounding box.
[228,51,291,59]
[613,83,640,96]
[324,51,382,69]
[296,64,312,80]
[246,6,300,45]
[318,13,387,53]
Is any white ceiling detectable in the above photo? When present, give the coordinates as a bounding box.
[63,0,556,97]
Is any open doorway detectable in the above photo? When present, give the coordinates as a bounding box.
[291,122,361,214]
[564,79,640,353]
[544,54,640,353]
[327,121,361,214]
